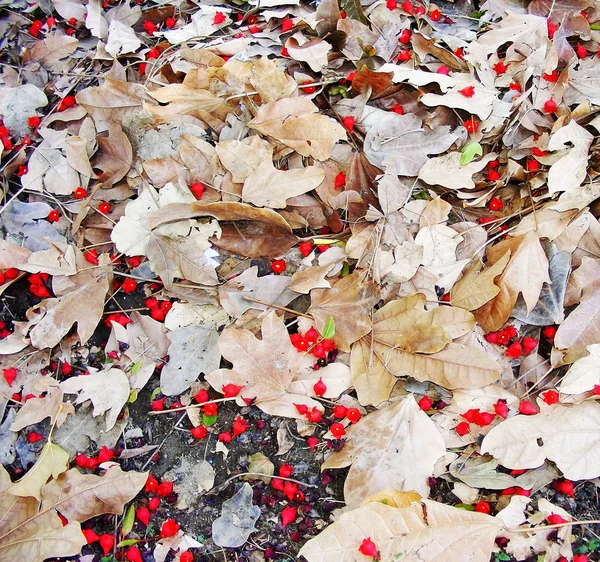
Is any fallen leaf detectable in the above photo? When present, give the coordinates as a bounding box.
[212,483,260,548]
[93,124,133,186]
[322,396,445,507]
[285,35,331,72]
[243,453,274,484]
[105,19,141,58]
[482,401,600,480]
[215,137,274,183]
[250,57,296,103]
[10,384,73,432]
[559,344,600,394]
[163,458,215,509]
[0,84,48,138]
[419,153,497,190]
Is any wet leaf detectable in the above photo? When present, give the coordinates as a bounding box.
[212,483,260,548]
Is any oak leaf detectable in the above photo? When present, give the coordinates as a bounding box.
[321,396,445,507]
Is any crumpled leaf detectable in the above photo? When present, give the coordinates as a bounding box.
[60,368,130,431]
[160,324,220,396]
[322,396,446,508]
[105,20,141,58]
[308,272,379,352]
[285,35,331,72]
[212,483,260,548]
[482,401,600,480]
[419,153,497,190]
[559,344,600,394]
[299,498,502,562]
[0,84,47,138]
[10,384,73,432]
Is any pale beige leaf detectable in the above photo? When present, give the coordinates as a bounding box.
[482,401,600,480]
[242,159,326,208]
[248,97,346,161]
[205,311,322,418]
[30,33,78,71]
[308,272,379,352]
[8,442,69,500]
[475,13,548,54]
[94,124,133,186]
[29,278,109,350]
[421,87,500,120]
[11,385,73,432]
[147,84,230,123]
[299,499,502,562]
[322,397,446,507]
[215,137,273,183]
[0,495,85,562]
[0,239,31,268]
[65,136,93,178]
[250,57,296,103]
[547,119,593,194]
[559,344,600,394]
[418,153,497,190]
[288,263,335,294]
[285,36,331,72]
[60,368,130,431]
[554,287,600,365]
[565,257,600,307]
[41,465,147,522]
[243,453,274,484]
[351,335,396,407]
[451,252,511,311]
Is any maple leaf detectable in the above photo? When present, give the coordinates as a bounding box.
[10,383,73,432]
[299,497,502,562]
[322,396,446,507]
[205,311,324,418]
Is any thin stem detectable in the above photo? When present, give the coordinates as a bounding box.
[509,520,600,533]
[242,296,312,318]
[148,397,237,415]
[218,472,318,489]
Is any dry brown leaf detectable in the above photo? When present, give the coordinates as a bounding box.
[40,465,147,522]
[299,499,502,562]
[214,221,298,259]
[205,311,324,419]
[94,124,132,187]
[482,401,600,480]
[250,57,296,103]
[321,396,446,507]
[215,137,273,183]
[28,278,109,350]
[242,159,326,208]
[285,36,332,72]
[451,252,511,311]
[418,153,497,190]
[565,257,600,306]
[248,97,346,161]
[308,272,379,352]
[559,344,600,394]
[10,384,73,432]
[288,263,334,294]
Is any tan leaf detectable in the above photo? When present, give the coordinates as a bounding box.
[285,36,331,72]
[451,252,511,311]
[60,368,130,431]
[418,153,497,190]
[94,124,133,187]
[299,499,502,562]
[205,311,323,418]
[40,465,147,522]
[8,442,69,500]
[28,278,109,350]
[554,287,600,365]
[321,397,446,507]
[242,159,326,208]
[565,257,600,307]
[30,32,78,71]
[0,495,85,562]
[289,263,334,294]
[482,401,600,480]
[215,137,273,183]
[248,97,346,161]
[0,239,32,268]
[243,453,274,484]
[11,384,73,432]
[308,272,379,352]
[65,135,94,178]
[559,344,600,394]
[351,336,396,407]
[250,57,296,103]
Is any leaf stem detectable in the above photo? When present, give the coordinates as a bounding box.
[509,519,600,533]
[242,296,312,318]
[148,397,237,415]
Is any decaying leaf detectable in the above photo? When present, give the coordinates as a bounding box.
[212,483,260,548]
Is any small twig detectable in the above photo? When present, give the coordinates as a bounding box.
[148,397,237,415]
[242,296,312,318]
[217,472,318,490]
[509,520,600,533]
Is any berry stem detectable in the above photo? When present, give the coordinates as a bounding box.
[509,519,600,533]
[242,296,312,318]
[148,397,237,415]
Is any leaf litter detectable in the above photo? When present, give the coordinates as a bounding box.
[2,0,600,561]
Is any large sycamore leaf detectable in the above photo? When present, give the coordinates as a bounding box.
[351,294,500,405]
[322,397,446,507]
[242,159,326,209]
[482,401,600,480]
[205,311,323,419]
[40,465,147,522]
[248,97,346,161]
[299,498,502,562]
[8,441,69,500]
[308,272,379,352]
[29,278,109,350]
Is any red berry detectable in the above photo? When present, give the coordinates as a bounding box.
[136,506,151,526]
[82,529,100,544]
[74,187,87,199]
[191,426,207,439]
[279,463,294,477]
[542,389,559,405]
[401,1,413,14]
[526,159,540,172]
[233,416,249,436]
[165,17,176,28]
[455,421,470,436]
[146,47,160,60]
[543,98,557,113]
[305,327,319,344]
[281,505,297,528]
[493,61,509,74]
[429,9,441,21]
[399,28,412,44]
[307,436,318,451]
[27,431,44,443]
[464,118,478,134]
[311,344,326,359]
[313,378,327,397]
[519,400,537,415]
[213,11,226,25]
[418,395,432,411]
[488,197,503,211]
[122,278,137,293]
[547,513,569,525]
[474,411,495,427]
[330,422,346,439]
[160,518,180,538]
[506,341,523,358]
[386,0,397,9]
[5,268,18,279]
[281,17,294,32]
[294,403,308,415]
[397,49,411,62]
[99,534,115,556]
[222,383,243,397]
[3,368,17,386]
[299,241,313,257]
[475,501,490,514]
[271,259,286,274]
[98,201,111,214]
[509,82,521,92]
[543,70,558,82]
[346,408,361,423]
[151,397,165,411]
[218,431,232,443]
[28,115,41,128]
[157,481,173,497]
[542,325,556,339]
[494,400,509,419]
[342,115,355,131]
[576,43,587,58]
[532,147,548,157]
[180,552,194,562]
[458,85,475,97]
[126,546,143,562]
[334,171,346,188]
[97,446,115,463]
[358,537,381,560]
[148,497,160,510]
[300,82,317,94]
[556,479,575,497]
[454,47,464,59]
[307,407,323,423]
[391,103,405,115]
[48,210,60,223]
[522,337,538,356]
[547,20,559,39]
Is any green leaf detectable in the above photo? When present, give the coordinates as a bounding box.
[117,538,140,547]
[150,387,161,401]
[102,556,115,562]
[130,361,142,375]
[340,262,350,277]
[121,504,135,538]
[341,0,367,23]
[322,316,335,339]
[203,414,217,427]
[454,503,475,511]
[460,142,483,165]
[494,554,510,561]
[128,389,138,403]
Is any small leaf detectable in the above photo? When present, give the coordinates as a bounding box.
[130,361,142,375]
[117,539,139,547]
[321,316,336,339]
[460,142,483,165]
[203,414,217,427]
[121,504,135,537]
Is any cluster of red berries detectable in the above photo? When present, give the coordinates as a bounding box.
[0,321,12,340]
[455,403,507,436]
[145,297,172,322]
[0,120,13,151]
[486,159,502,184]
[28,272,51,298]
[485,325,538,359]
[75,445,116,470]
[0,267,19,287]
[294,400,360,433]
[104,312,132,328]
[58,95,76,112]
[290,326,336,363]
